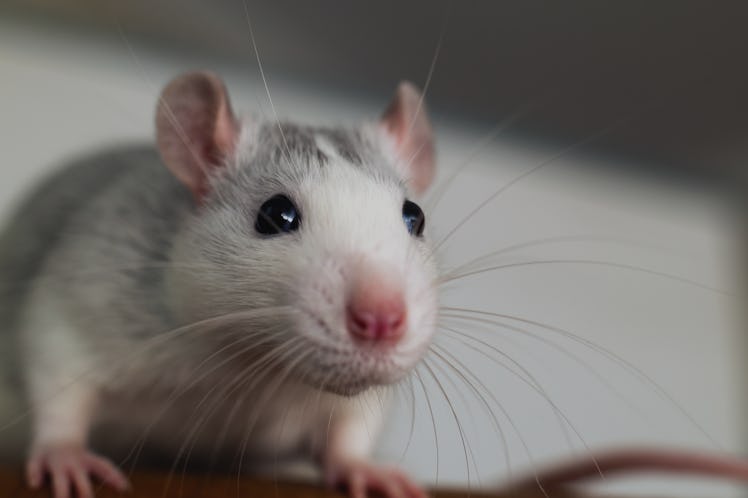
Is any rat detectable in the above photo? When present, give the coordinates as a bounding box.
[0,71,438,498]
[3,70,748,498]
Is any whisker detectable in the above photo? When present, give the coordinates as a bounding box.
[241,0,298,171]
[440,233,699,281]
[121,330,282,460]
[162,343,301,498]
[439,258,731,296]
[441,305,722,449]
[0,307,293,437]
[429,342,512,480]
[427,346,549,497]
[406,1,450,137]
[432,110,650,255]
[426,99,549,213]
[420,358,476,491]
[412,368,440,487]
[439,314,650,425]
[438,325,574,453]
[234,346,312,492]
[394,376,418,464]
[123,333,295,477]
[207,346,296,467]
[113,21,211,177]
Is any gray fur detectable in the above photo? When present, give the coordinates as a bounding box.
[250,122,388,177]
[0,122,394,345]
[0,116,416,459]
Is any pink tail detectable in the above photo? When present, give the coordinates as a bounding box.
[505,447,748,491]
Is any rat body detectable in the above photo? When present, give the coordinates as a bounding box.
[1,72,438,498]
[6,71,747,498]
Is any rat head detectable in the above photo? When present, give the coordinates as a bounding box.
[157,72,438,395]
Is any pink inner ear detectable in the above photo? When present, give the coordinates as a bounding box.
[156,72,239,201]
[214,99,238,161]
[381,82,436,195]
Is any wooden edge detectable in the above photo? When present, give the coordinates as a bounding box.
[0,465,616,498]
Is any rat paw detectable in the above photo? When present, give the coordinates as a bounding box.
[26,444,130,498]
[327,460,428,498]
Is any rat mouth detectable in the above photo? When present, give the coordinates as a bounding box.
[292,307,431,395]
[292,339,415,396]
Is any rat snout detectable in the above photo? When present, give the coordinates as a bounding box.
[345,264,407,345]
[346,297,406,343]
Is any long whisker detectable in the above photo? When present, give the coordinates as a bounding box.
[420,358,476,491]
[407,1,450,137]
[412,368,440,487]
[426,99,548,213]
[439,314,650,424]
[161,341,302,497]
[432,111,648,255]
[429,341,512,479]
[440,233,699,281]
[0,307,293,436]
[234,347,312,492]
[438,325,574,452]
[206,341,305,467]
[121,331,293,474]
[441,305,722,448]
[113,22,210,177]
[241,0,297,170]
[394,375,418,464]
[436,335,603,480]
[427,346,550,497]
[439,258,731,296]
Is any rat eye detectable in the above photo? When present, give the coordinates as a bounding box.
[402,200,425,237]
[255,194,301,235]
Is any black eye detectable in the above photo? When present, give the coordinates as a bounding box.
[402,200,425,237]
[255,194,301,235]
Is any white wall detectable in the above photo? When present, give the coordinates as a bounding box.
[1,18,744,497]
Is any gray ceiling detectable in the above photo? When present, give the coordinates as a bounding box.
[5,0,748,187]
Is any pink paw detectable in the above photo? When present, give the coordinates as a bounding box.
[26,444,130,498]
[327,460,428,498]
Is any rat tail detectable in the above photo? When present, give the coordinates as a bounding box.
[504,447,748,492]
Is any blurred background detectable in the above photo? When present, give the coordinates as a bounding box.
[1,1,747,496]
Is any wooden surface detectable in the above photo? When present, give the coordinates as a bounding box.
[0,466,588,498]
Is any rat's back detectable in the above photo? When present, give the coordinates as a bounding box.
[0,147,163,337]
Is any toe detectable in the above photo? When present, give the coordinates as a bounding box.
[348,470,367,498]
[85,453,130,491]
[25,457,43,489]
[393,472,428,498]
[50,466,71,498]
[70,466,95,498]
[378,478,407,498]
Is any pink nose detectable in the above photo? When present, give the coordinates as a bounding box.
[346,284,406,344]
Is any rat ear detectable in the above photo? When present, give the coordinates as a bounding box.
[156,71,239,200]
[380,81,436,195]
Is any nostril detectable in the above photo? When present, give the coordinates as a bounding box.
[347,305,406,343]
[350,311,375,335]
[387,312,405,334]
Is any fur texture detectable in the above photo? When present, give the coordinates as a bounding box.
[1,116,437,475]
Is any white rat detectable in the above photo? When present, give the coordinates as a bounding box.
[4,70,748,498]
[0,72,438,498]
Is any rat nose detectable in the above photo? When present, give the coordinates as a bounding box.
[347,301,406,343]
[346,269,407,344]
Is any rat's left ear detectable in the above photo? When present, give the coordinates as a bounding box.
[380,82,436,195]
